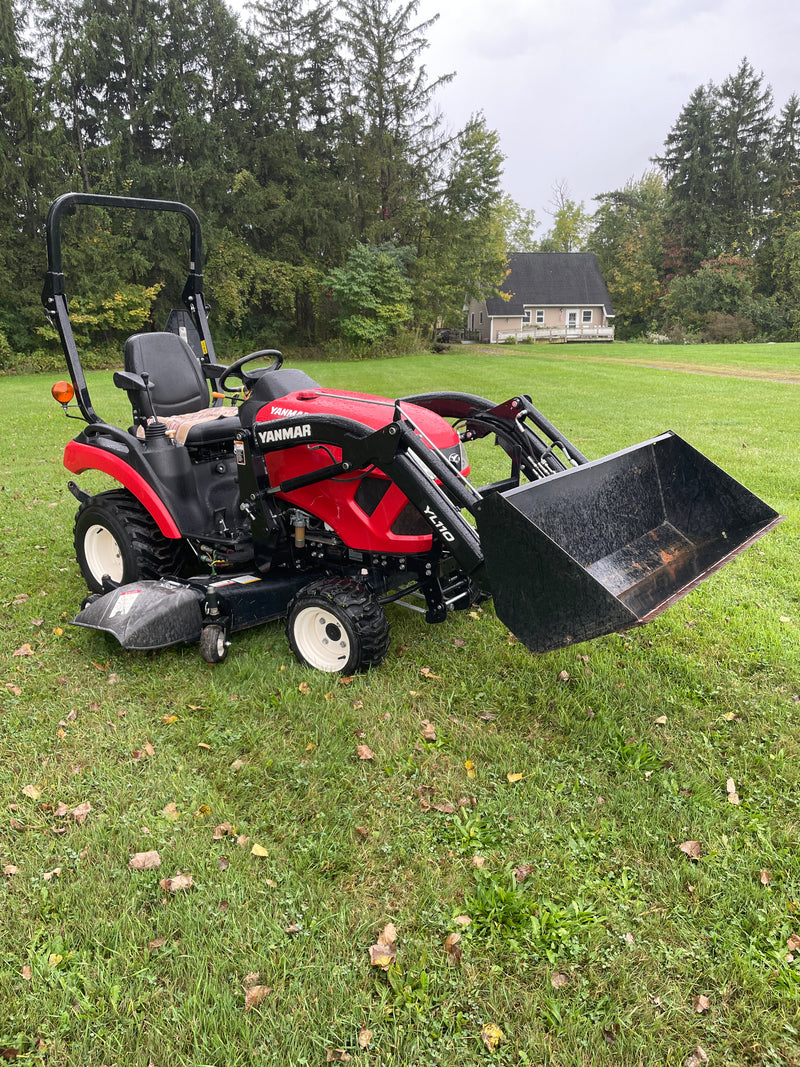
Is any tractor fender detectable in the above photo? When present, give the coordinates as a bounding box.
[63,440,182,538]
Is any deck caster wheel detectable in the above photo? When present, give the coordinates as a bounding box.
[200,623,230,664]
[286,577,390,673]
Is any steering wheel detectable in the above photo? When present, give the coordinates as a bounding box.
[218,350,284,394]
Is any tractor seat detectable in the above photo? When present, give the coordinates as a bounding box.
[118,332,241,447]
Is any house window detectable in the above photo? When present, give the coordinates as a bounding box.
[535,309,544,324]
[479,312,483,325]
[522,310,531,324]
[582,309,593,324]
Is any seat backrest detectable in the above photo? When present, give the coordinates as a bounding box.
[124,332,209,417]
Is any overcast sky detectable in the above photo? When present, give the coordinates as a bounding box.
[416,0,800,231]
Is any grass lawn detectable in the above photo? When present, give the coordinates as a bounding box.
[1,342,800,1065]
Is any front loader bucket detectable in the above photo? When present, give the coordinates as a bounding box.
[474,432,782,653]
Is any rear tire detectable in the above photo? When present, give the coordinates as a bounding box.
[286,577,390,673]
[74,489,185,594]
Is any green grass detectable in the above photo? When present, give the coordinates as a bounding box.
[2,344,800,1065]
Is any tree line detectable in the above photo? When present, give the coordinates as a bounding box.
[1,5,798,365]
[0,0,516,365]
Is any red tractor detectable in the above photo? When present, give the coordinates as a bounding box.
[45,193,781,672]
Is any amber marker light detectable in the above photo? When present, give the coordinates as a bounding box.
[51,380,75,406]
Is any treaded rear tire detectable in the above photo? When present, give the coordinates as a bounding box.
[74,488,186,594]
[286,577,390,673]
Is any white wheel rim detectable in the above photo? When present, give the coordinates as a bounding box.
[292,605,351,672]
[83,524,124,584]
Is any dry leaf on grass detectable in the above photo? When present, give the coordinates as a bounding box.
[678,841,702,861]
[685,1047,709,1067]
[760,869,772,886]
[325,1051,351,1063]
[787,934,800,952]
[159,872,194,894]
[514,864,533,882]
[71,801,91,824]
[213,822,236,839]
[453,914,472,927]
[129,850,161,871]
[551,971,569,989]
[22,784,41,800]
[42,868,61,881]
[692,994,711,1013]
[356,745,374,761]
[244,984,272,1012]
[480,1023,505,1052]
[161,802,179,820]
[444,932,462,965]
[358,1028,372,1049]
[368,923,397,969]
[420,720,437,741]
[420,666,440,678]
[653,715,668,725]
[250,843,269,857]
[3,865,19,877]
[726,777,740,805]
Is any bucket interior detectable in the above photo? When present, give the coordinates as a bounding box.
[475,432,781,652]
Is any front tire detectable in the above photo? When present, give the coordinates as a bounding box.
[286,577,390,673]
[74,489,185,594]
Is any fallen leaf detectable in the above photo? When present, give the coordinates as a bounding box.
[129,850,161,871]
[197,742,211,751]
[3,865,19,877]
[506,772,524,783]
[678,841,702,861]
[603,1025,619,1046]
[21,966,32,981]
[465,759,477,779]
[557,669,569,683]
[9,819,25,832]
[787,934,800,952]
[420,666,440,678]
[218,856,229,871]
[162,714,178,724]
[444,931,462,964]
[692,994,711,1014]
[148,938,166,950]
[551,971,569,989]
[760,869,772,886]
[325,1051,351,1063]
[653,715,668,725]
[22,784,41,801]
[624,932,635,945]
[42,867,61,881]
[250,843,269,857]
[481,1022,505,1052]
[244,984,272,1012]
[356,745,374,761]
[71,801,91,824]
[230,759,246,771]
[454,637,466,648]
[161,802,179,820]
[685,1048,709,1067]
[514,864,533,882]
[369,922,398,969]
[453,914,472,927]
[13,644,34,657]
[285,923,301,935]
[159,872,194,893]
[236,835,250,848]
[471,855,486,868]
[355,825,370,838]
[298,681,310,695]
[420,720,437,741]
[213,822,236,839]
[358,1028,372,1049]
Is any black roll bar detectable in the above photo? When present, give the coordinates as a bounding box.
[42,192,214,424]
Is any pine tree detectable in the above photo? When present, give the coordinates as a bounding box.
[715,58,773,253]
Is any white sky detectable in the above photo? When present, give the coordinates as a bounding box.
[417,0,800,229]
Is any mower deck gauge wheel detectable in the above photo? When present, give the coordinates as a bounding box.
[286,577,390,673]
[200,623,230,664]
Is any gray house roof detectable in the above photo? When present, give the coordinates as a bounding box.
[485,252,614,317]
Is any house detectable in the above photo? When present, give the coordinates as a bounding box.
[467,252,615,344]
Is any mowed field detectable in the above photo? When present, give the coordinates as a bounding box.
[1,342,799,1065]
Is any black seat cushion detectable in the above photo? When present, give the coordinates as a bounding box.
[124,332,210,417]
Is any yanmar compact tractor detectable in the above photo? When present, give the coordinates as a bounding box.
[44,193,782,672]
